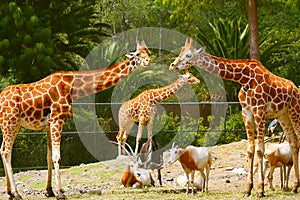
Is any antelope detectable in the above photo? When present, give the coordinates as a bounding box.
[167,143,212,194]
[112,141,154,188]
[139,136,163,185]
[254,119,293,191]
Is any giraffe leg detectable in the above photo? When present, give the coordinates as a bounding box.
[135,120,146,155]
[45,130,55,197]
[254,115,266,198]
[120,122,134,155]
[116,129,125,156]
[147,114,155,152]
[242,109,255,197]
[1,126,23,200]
[278,116,299,193]
[49,121,66,200]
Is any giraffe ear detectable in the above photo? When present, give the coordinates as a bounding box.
[136,40,147,50]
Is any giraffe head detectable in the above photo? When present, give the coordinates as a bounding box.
[179,69,200,85]
[169,38,204,71]
[126,41,151,67]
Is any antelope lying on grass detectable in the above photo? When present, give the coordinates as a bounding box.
[167,143,212,194]
[139,136,163,185]
[112,142,154,188]
[176,172,203,191]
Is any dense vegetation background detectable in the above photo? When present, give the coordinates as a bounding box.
[0,0,299,170]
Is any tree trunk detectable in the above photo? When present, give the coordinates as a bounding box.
[248,0,260,61]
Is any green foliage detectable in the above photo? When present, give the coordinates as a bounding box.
[0,0,111,83]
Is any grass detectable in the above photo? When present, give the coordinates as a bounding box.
[1,140,300,200]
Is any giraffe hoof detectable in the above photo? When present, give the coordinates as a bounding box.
[256,192,265,198]
[45,190,55,197]
[56,193,67,200]
[8,194,23,200]
[292,187,298,193]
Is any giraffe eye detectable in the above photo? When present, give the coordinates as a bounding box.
[136,53,140,56]
[186,54,192,58]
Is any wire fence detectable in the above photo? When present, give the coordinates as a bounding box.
[0,101,245,174]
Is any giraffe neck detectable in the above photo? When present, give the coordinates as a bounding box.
[152,78,184,103]
[190,52,267,85]
[72,57,137,100]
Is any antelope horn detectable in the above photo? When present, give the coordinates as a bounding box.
[110,141,135,162]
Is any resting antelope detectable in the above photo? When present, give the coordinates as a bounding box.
[112,142,154,188]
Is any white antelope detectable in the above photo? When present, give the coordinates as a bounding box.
[264,142,293,191]
[112,141,154,188]
[167,143,212,194]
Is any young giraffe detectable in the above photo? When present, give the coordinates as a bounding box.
[169,38,300,197]
[0,41,150,200]
[117,70,200,155]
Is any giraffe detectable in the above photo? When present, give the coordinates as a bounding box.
[0,41,151,200]
[169,38,300,197]
[116,70,200,155]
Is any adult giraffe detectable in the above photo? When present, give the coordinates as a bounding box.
[169,38,300,197]
[0,41,151,200]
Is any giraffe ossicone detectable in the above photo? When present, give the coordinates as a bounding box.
[0,41,150,200]
[170,37,300,197]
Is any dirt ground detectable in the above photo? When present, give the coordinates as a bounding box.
[0,139,295,199]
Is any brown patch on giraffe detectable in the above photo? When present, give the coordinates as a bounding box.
[43,94,52,107]
[63,75,74,83]
[256,85,262,93]
[33,110,42,120]
[50,75,61,85]
[240,76,249,85]
[58,82,71,96]
[74,79,85,87]
[34,99,43,109]
[26,107,35,117]
[35,85,47,93]
[23,92,32,100]
[234,73,242,81]
[112,77,120,85]
[225,71,233,79]
[104,81,113,88]
[77,89,86,98]
[242,67,250,77]
[277,102,285,111]
[49,87,59,102]
[227,64,233,71]
[113,67,121,74]
[219,70,225,77]
[251,98,257,105]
